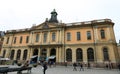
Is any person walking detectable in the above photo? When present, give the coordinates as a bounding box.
[73,62,77,71]
[80,63,84,71]
[87,62,90,69]
[42,62,48,74]
[64,61,67,67]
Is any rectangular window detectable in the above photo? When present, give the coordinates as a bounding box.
[67,32,71,41]
[26,36,29,43]
[77,32,81,40]
[14,37,17,44]
[87,31,91,40]
[52,32,56,41]
[20,36,22,43]
[100,30,105,39]
[44,33,47,43]
[6,37,9,44]
[35,34,39,42]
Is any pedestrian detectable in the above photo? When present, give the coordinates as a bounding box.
[105,64,108,69]
[64,61,67,67]
[73,62,77,71]
[80,63,84,71]
[48,60,52,68]
[42,62,48,74]
[87,62,90,69]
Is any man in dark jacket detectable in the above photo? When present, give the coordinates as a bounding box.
[73,62,77,71]
[43,62,48,74]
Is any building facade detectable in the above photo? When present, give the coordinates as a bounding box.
[1,10,119,67]
[117,43,120,60]
[0,31,5,54]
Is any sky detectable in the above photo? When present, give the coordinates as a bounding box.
[0,0,120,43]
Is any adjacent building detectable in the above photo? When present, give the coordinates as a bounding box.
[0,31,5,54]
[1,9,119,67]
[117,41,120,60]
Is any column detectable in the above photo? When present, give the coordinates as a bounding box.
[83,49,87,64]
[29,48,33,58]
[47,48,50,57]
[14,49,17,60]
[95,26,98,41]
[40,32,42,43]
[72,48,76,62]
[38,48,41,57]
[48,31,50,43]
[59,30,62,43]
[61,46,64,62]
[59,47,62,62]
[56,30,59,43]
[20,49,24,60]
[56,47,59,62]
[29,32,33,44]
[27,48,31,60]
[41,32,43,43]
[6,48,10,58]
[107,27,112,40]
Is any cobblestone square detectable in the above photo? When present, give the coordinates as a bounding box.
[7,65,120,74]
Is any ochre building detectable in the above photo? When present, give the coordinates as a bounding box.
[1,10,119,67]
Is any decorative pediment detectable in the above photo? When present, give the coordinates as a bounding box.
[43,23,49,28]
[32,22,60,30]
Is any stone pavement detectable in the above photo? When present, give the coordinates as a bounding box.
[3,65,120,74]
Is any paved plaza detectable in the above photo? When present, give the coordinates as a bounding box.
[5,65,119,74]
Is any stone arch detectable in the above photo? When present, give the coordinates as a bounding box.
[10,50,15,60]
[50,48,56,56]
[87,48,94,62]
[102,47,109,61]
[23,49,28,60]
[76,48,83,62]
[16,49,21,60]
[66,48,72,62]
[41,48,47,60]
[33,48,38,56]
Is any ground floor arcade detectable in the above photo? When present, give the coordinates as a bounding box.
[1,44,119,68]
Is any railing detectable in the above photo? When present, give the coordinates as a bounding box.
[67,19,112,26]
[7,28,30,33]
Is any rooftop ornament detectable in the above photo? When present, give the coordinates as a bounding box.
[49,9,58,23]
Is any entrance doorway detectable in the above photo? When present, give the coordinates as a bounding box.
[49,48,56,62]
[41,49,47,61]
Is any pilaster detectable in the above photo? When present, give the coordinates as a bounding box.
[20,49,24,60]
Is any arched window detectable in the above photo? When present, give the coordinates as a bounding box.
[16,49,21,60]
[66,48,72,62]
[100,29,105,39]
[33,49,38,55]
[41,49,47,60]
[3,50,6,58]
[87,48,94,62]
[10,50,15,60]
[76,48,83,62]
[23,49,28,60]
[103,48,109,61]
[50,49,56,56]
